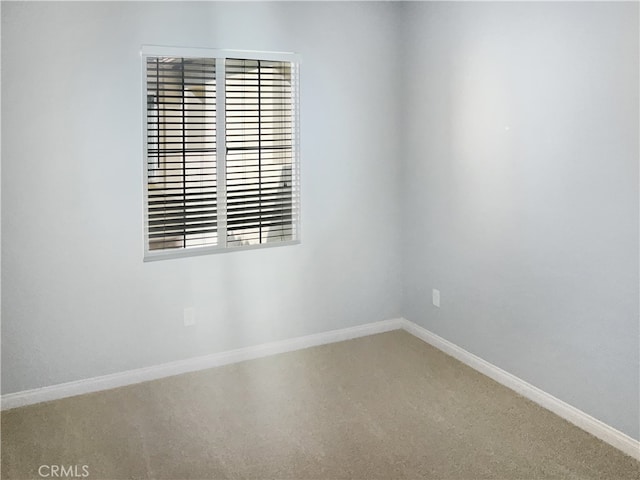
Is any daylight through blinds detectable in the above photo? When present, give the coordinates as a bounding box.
[146,57,217,251]
[145,53,299,257]
[226,59,296,247]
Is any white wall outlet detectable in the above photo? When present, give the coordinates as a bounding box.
[432,289,440,308]
[183,307,196,327]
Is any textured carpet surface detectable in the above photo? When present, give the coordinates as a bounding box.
[2,330,639,479]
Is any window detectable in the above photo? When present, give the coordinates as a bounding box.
[142,47,300,260]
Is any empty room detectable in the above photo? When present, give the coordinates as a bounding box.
[1,1,639,479]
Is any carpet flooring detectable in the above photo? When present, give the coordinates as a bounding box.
[1,330,639,479]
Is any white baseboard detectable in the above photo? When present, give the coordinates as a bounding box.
[0,318,404,411]
[400,318,640,461]
[2,316,638,461]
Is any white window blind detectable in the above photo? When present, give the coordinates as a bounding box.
[143,49,299,260]
[146,57,218,251]
[226,59,295,247]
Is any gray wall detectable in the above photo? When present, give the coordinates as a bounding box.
[2,0,639,443]
[399,1,639,440]
[1,1,402,393]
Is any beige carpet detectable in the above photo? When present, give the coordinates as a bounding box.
[2,330,639,479]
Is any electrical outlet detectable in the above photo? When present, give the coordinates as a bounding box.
[183,307,196,327]
[432,289,440,308]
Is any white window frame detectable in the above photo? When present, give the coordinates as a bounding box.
[141,46,301,261]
